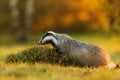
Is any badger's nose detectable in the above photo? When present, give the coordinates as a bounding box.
[38,41,41,45]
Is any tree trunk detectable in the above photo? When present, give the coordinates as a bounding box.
[25,0,34,28]
[9,0,19,29]
[9,0,34,43]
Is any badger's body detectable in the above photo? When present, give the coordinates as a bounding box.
[38,31,118,69]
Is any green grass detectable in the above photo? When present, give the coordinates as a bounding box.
[0,33,120,80]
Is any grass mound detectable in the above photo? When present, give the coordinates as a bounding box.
[5,46,79,66]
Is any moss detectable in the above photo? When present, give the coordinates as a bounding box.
[5,46,79,67]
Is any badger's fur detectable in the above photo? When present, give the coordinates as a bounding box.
[38,31,119,69]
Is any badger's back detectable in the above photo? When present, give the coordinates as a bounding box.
[66,40,111,67]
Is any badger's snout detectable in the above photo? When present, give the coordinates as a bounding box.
[38,39,46,45]
[38,41,41,45]
[38,40,42,45]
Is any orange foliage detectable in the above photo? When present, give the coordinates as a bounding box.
[33,0,116,32]
[95,10,110,32]
[32,16,55,32]
[81,0,103,10]
[61,14,75,26]
[77,11,90,21]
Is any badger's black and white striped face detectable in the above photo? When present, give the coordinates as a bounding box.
[38,31,58,47]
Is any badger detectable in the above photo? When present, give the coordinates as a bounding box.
[38,31,119,69]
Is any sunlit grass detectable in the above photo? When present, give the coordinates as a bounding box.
[0,62,120,80]
[0,45,32,61]
[0,34,120,80]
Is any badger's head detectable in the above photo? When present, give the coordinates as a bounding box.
[38,31,58,47]
[38,31,72,54]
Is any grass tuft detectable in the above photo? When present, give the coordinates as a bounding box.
[5,46,79,67]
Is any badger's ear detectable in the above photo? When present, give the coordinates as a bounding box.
[47,31,53,34]
[46,31,57,39]
[46,31,56,36]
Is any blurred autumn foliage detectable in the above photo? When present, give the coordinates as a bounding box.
[0,0,120,34]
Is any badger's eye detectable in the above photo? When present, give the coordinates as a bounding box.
[47,33,52,36]
[43,33,52,38]
[46,32,57,40]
